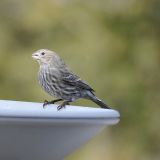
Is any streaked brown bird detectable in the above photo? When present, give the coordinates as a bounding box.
[32,49,111,110]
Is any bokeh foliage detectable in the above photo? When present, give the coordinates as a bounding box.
[0,0,160,159]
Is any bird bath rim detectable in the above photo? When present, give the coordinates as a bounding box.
[0,100,120,160]
[0,100,120,120]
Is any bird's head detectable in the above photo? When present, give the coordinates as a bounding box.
[32,49,65,67]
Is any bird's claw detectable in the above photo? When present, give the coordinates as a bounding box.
[57,105,66,111]
[57,101,70,111]
[43,100,52,108]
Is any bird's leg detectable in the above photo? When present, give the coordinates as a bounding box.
[43,99,63,108]
[57,100,70,111]
[51,99,63,104]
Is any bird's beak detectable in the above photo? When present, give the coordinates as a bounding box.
[32,53,39,60]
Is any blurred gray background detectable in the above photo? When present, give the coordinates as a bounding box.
[0,0,160,159]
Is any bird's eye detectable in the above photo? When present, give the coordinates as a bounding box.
[41,52,45,55]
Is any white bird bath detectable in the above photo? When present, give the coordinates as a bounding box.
[0,100,120,160]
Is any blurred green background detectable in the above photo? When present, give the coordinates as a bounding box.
[0,0,160,159]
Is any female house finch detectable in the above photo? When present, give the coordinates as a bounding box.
[32,49,111,110]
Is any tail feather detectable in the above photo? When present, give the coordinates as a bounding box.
[90,96,111,109]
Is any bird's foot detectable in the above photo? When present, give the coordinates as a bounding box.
[43,100,51,108]
[57,105,65,111]
[43,99,63,109]
[57,101,70,111]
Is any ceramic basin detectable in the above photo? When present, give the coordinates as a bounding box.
[0,100,120,160]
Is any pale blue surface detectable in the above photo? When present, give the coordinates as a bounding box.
[0,100,120,119]
[0,100,120,160]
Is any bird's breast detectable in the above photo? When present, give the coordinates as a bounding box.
[38,68,62,98]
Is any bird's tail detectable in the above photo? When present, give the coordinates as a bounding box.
[88,94,111,109]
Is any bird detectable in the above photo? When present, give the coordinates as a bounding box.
[32,49,111,110]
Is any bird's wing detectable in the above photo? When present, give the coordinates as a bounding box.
[61,71,95,92]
